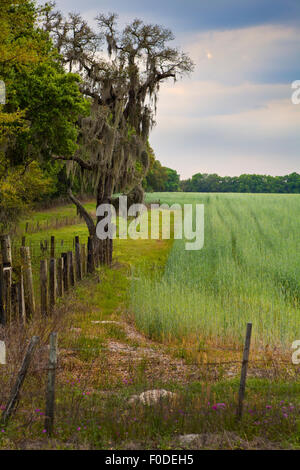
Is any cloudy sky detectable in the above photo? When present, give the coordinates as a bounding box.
[54,0,300,178]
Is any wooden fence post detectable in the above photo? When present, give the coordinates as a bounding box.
[2,336,39,425]
[45,332,58,436]
[0,235,12,323]
[49,258,56,313]
[61,253,69,292]
[50,236,55,259]
[20,246,35,319]
[11,282,18,319]
[40,260,48,317]
[87,237,95,274]
[67,251,75,287]
[57,257,64,297]
[81,244,86,276]
[2,266,12,324]
[18,268,26,325]
[0,235,12,267]
[237,323,252,420]
[0,265,4,325]
[75,236,82,282]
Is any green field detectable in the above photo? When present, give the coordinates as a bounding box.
[132,193,300,350]
[2,193,300,449]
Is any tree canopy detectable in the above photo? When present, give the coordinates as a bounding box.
[143,151,180,192]
[43,5,194,263]
[0,0,89,230]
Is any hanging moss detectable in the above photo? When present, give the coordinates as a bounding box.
[43,8,194,264]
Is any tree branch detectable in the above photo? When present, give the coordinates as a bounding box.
[52,155,94,171]
[67,189,96,236]
[80,87,102,104]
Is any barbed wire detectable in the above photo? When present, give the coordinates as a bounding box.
[2,356,299,371]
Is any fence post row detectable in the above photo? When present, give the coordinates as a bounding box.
[0,234,93,324]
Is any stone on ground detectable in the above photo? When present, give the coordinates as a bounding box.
[129,389,177,405]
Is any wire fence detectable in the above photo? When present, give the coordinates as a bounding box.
[0,233,97,325]
[1,327,299,438]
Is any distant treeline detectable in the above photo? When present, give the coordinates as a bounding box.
[143,158,181,192]
[180,172,300,193]
[144,162,300,193]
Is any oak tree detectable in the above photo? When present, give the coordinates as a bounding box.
[44,6,194,264]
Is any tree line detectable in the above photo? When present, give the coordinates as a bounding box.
[143,162,300,194]
[180,172,300,193]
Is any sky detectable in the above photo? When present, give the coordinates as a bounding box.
[53,0,300,179]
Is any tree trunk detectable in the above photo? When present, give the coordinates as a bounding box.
[96,175,114,266]
[68,173,117,267]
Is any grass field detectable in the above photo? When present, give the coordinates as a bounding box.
[1,194,300,449]
[132,193,300,351]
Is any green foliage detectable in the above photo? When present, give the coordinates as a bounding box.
[0,0,51,143]
[164,168,180,192]
[143,147,180,192]
[5,61,89,164]
[181,173,300,194]
[0,159,54,232]
[0,0,90,222]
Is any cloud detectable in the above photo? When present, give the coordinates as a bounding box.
[51,2,300,178]
[155,81,291,117]
[184,24,300,84]
[53,0,300,33]
[152,96,300,178]
[148,24,300,177]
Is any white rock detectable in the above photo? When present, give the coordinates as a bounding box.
[178,432,242,448]
[178,434,201,446]
[129,389,177,405]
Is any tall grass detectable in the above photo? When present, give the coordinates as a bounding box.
[132,193,300,350]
